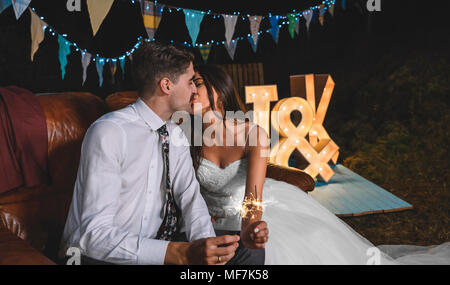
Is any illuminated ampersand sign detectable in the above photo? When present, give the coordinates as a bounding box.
[269,97,337,182]
[245,74,339,182]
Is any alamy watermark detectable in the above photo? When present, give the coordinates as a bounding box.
[366,247,381,265]
[367,0,382,12]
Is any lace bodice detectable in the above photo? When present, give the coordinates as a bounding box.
[196,157,248,231]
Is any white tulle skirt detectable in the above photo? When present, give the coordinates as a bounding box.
[261,178,450,265]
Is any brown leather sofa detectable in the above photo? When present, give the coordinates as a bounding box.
[0,91,314,265]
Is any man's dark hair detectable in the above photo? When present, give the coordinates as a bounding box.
[132,42,195,97]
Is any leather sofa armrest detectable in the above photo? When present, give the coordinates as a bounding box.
[266,163,315,192]
[0,226,55,265]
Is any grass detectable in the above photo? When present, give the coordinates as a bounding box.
[327,48,450,246]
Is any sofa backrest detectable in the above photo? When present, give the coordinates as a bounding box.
[0,92,108,261]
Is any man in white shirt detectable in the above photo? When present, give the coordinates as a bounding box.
[59,42,240,265]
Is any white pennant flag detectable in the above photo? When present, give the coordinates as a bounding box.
[81,52,92,86]
[222,14,238,46]
[12,0,31,19]
[30,8,46,61]
[87,0,114,36]
[304,9,313,32]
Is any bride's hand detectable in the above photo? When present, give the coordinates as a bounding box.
[241,220,268,250]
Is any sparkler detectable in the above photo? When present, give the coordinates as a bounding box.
[239,185,263,219]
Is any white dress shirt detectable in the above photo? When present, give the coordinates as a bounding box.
[60,98,215,264]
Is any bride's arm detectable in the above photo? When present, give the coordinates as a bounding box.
[240,124,270,249]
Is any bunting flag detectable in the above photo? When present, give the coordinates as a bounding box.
[110,60,117,84]
[248,15,262,53]
[225,40,237,60]
[119,57,125,79]
[0,0,11,14]
[287,14,299,39]
[184,9,204,46]
[342,0,347,10]
[269,16,280,43]
[223,14,238,46]
[319,4,326,26]
[81,52,92,86]
[304,9,313,32]
[12,0,31,19]
[96,57,105,87]
[141,0,164,40]
[58,35,71,79]
[199,43,211,63]
[329,3,335,16]
[30,8,46,61]
[87,0,114,36]
[295,17,301,36]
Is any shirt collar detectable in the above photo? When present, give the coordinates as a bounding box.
[134,97,166,131]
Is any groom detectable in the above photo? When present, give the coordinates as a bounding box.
[59,42,266,265]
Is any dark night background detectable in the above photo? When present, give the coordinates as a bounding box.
[0,0,448,245]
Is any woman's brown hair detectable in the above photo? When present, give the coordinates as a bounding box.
[190,64,248,171]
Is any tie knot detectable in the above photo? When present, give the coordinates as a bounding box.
[157,124,168,137]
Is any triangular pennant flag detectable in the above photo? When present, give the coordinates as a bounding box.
[249,15,262,52]
[225,40,237,60]
[81,52,92,86]
[287,14,298,39]
[141,0,164,40]
[58,35,71,80]
[295,17,301,35]
[184,9,204,46]
[222,14,237,45]
[12,0,31,19]
[342,0,347,10]
[329,3,335,16]
[312,9,319,24]
[304,9,313,32]
[87,0,114,36]
[269,16,280,43]
[110,60,117,84]
[199,44,211,63]
[95,57,105,87]
[119,57,125,79]
[30,8,46,61]
[319,4,326,26]
[0,0,12,15]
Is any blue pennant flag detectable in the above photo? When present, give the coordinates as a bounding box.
[269,16,280,44]
[119,57,125,79]
[184,9,204,46]
[0,0,11,14]
[58,35,71,80]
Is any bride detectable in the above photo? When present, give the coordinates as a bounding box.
[187,64,450,265]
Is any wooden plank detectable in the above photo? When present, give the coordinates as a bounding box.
[242,64,248,88]
[257,63,264,84]
[336,165,413,209]
[237,64,243,95]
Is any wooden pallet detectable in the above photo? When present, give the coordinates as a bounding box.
[308,164,414,217]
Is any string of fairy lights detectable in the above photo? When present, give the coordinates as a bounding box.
[30,0,335,63]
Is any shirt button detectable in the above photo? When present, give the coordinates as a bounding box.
[143,216,148,221]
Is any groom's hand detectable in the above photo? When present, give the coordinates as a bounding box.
[186,235,240,265]
[241,221,268,249]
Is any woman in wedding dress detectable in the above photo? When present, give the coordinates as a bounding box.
[188,64,450,265]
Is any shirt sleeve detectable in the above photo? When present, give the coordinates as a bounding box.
[76,120,169,265]
[171,127,216,241]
